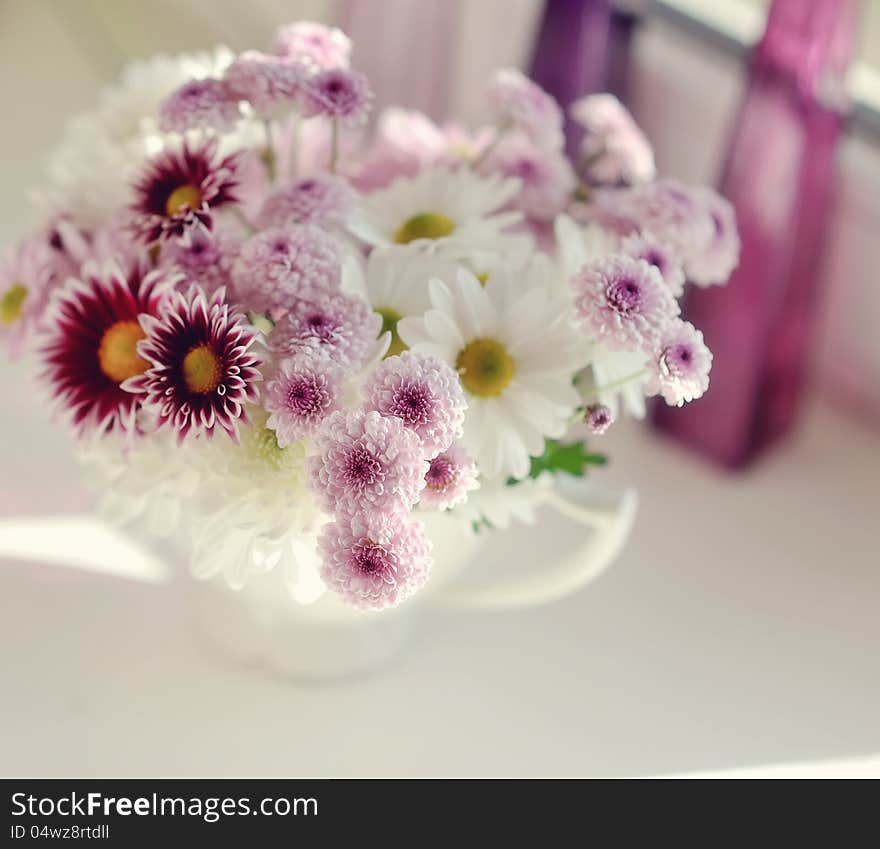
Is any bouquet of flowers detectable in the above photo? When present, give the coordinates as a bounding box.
[1,21,738,612]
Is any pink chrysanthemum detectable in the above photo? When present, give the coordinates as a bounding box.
[1,238,55,358]
[594,179,738,287]
[41,262,177,435]
[160,225,242,298]
[223,50,302,117]
[570,93,655,186]
[272,21,352,70]
[480,133,576,221]
[419,445,479,511]
[685,187,740,287]
[647,320,713,406]
[257,174,356,229]
[230,225,341,313]
[571,254,679,353]
[264,351,342,446]
[130,139,240,245]
[318,510,432,611]
[486,68,564,151]
[158,78,241,134]
[124,286,261,442]
[271,289,380,370]
[363,350,466,458]
[301,68,373,126]
[584,404,614,435]
[621,231,686,297]
[307,409,427,516]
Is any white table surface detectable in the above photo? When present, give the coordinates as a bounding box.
[1,370,878,777]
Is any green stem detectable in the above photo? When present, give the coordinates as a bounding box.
[263,119,276,182]
[329,119,339,173]
[289,112,301,178]
[582,368,649,402]
[471,122,510,169]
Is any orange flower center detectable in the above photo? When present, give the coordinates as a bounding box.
[98,320,150,383]
[165,184,203,217]
[182,343,222,394]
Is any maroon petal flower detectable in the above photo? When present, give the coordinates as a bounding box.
[124,285,261,442]
[130,139,240,245]
[41,262,178,435]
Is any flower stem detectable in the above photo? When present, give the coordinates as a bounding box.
[329,118,340,173]
[232,206,256,235]
[289,112,301,178]
[471,122,509,169]
[263,119,276,182]
[583,368,649,401]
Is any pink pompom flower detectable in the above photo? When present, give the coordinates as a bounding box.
[571,254,679,353]
[158,78,241,134]
[230,225,341,313]
[584,404,614,435]
[593,179,739,287]
[685,187,740,288]
[647,320,713,406]
[272,21,352,71]
[124,286,261,442]
[301,68,373,126]
[620,231,686,297]
[479,133,577,221]
[570,93,655,186]
[363,350,466,458]
[223,50,302,118]
[318,510,432,611]
[419,445,479,511]
[160,224,242,298]
[270,289,381,371]
[486,68,564,151]
[264,351,342,446]
[307,409,428,516]
[257,174,356,229]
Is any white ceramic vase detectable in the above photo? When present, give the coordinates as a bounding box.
[192,479,638,679]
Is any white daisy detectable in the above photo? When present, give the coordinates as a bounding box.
[348,166,530,267]
[344,245,461,357]
[398,264,580,481]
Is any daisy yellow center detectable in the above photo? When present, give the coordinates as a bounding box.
[97,320,149,383]
[393,212,455,245]
[165,184,203,217]
[376,306,407,358]
[456,337,514,398]
[476,272,489,286]
[182,344,222,394]
[1,283,27,325]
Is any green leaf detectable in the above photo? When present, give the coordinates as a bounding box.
[524,439,606,480]
[471,517,494,534]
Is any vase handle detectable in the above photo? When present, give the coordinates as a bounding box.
[429,484,638,611]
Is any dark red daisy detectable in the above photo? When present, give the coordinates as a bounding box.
[124,286,262,442]
[41,262,178,435]
[130,139,240,244]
